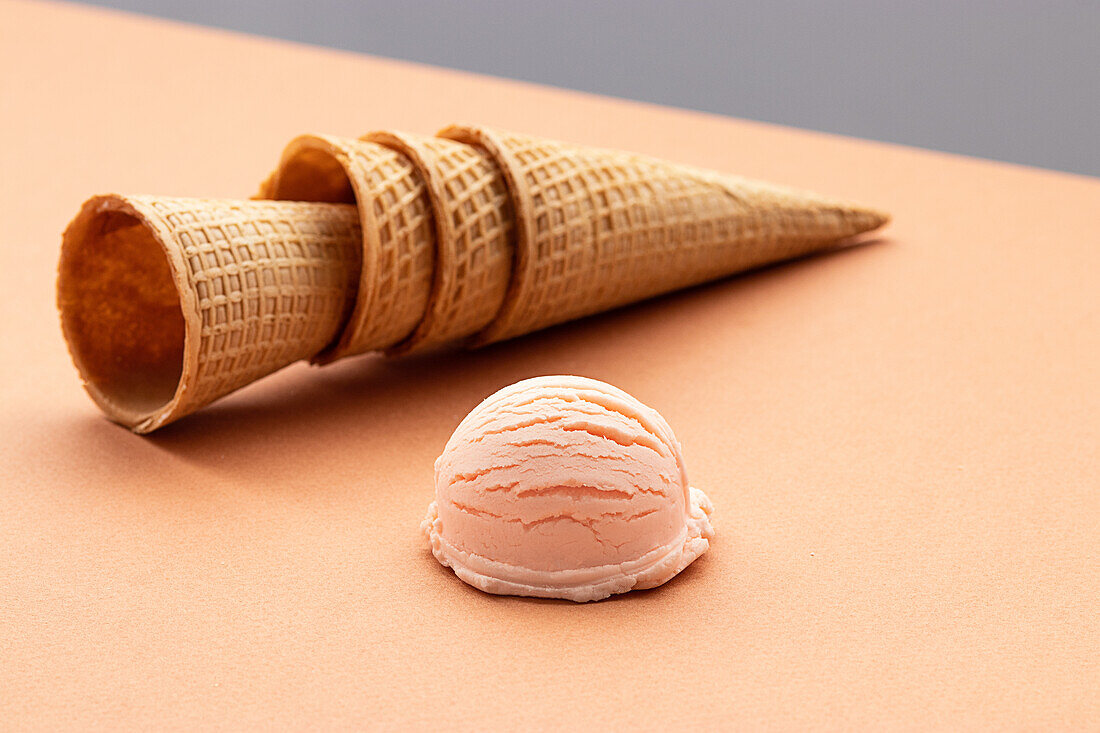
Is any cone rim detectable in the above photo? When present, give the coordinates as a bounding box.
[263,133,381,364]
[436,124,532,347]
[363,130,463,356]
[57,194,201,433]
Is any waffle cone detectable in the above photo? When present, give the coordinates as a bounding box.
[363,131,515,354]
[57,195,361,433]
[58,125,891,433]
[259,134,435,360]
[439,125,890,345]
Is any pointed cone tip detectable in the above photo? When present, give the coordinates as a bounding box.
[865,207,891,232]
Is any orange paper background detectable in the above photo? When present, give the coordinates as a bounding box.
[2,1,1098,728]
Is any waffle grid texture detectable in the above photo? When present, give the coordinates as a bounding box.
[133,196,361,426]
[58,195,361,432]
[261,135,435,359]
[364,131,515,354]
[439,126,886,344]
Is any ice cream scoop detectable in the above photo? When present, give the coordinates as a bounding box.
[423,376,714,602]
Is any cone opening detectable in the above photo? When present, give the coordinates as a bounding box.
[58,203,186,427]
[265,144,356,205]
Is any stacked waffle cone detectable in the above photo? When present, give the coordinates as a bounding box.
[57,125,888,432]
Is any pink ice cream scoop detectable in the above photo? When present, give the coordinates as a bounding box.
[422,375,714,602]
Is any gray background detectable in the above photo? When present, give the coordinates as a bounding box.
[75,0,1100,177]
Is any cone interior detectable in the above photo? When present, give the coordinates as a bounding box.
[263,143,356,205]
[58,205,187,425]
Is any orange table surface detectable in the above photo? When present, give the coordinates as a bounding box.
[2,1,1098,729]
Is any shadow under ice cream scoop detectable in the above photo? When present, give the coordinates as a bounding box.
[422,376,714,602]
